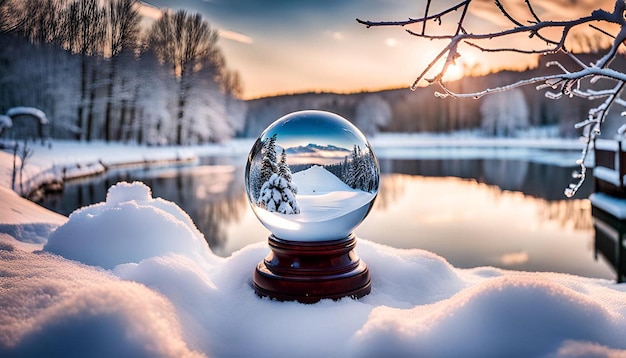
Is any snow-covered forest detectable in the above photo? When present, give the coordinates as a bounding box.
[324,145,379,193]
[0,0,246,145]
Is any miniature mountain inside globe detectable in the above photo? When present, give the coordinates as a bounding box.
[293,165,351,194]
[293,165,374,222]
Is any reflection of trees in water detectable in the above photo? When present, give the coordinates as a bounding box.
[536,199,592,231]
[481,159,528,192]
[378,158,593,200]
[38,157,595,258]
[369,172,592,232]
[170,166,248,251]
[371,174,407,211]
[196,190,248,251]
[468,183,593,231]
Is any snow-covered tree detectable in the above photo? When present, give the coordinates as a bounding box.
[147,10,222,145]
[347,145,377,193]
[132,48,172,145]
[259,133,278,184]
[278,148,297,194]
[480,89,529,137]
[103,0,141,142]
[255,135,300,214]
[257,173,300,215]
[1,0,243,144]
[278,149,289,179]
[363,149,379,192]
[354,95,392,136]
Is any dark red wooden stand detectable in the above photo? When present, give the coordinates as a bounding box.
[253,233,371,303]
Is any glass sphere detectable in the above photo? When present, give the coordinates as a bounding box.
[245,110,379,241]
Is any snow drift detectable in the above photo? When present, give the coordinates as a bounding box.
[1,181,626,357]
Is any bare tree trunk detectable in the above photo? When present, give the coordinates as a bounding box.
[128,84,139,142]
[177,94,184,145]
[119,99,128,142]
[104,57,115,141]
[11,143,17,191]
[86,65,97,141]
[77,55,87,140]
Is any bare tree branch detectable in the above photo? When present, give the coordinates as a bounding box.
[357,0,626,197]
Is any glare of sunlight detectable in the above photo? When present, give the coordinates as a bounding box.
[499,251,530,266]
[443,63,464,81]
[385,38,397,47]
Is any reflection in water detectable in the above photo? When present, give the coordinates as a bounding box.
[358,173,610,279]
[538,199,593,231]
[592,206,626,283]
[37,156,614,279]
[379,158,593,200]
[482,159,528,191]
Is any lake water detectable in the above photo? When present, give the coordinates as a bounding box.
[37,153,616,280]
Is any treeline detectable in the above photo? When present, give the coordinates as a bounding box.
[0,0,246,144]
[325,145,378,193]
[244,50,624,138]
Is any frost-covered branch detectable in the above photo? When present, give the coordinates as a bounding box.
[357,0,626,197]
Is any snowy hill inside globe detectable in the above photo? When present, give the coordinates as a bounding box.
[292,165,352,194]
[255,165,375,241]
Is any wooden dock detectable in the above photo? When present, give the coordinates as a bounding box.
[592,138,626,282]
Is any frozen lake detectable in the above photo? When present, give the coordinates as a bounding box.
[37,153,614,280]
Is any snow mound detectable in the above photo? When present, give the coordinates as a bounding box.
[293,165,352,194]
[106,181,152,205]
[6,106,49,124]
[0,248,202,357]
[44,181,217,269]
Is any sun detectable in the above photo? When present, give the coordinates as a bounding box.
[443,63,464,81]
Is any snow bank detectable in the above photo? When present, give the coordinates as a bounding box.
[0,141,200,196]
[44,182,218,269]
[0,247,202,357]
[0,185,66,245]
[1,181,626,356]
[6,106,48,124]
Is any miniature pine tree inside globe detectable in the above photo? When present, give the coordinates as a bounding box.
[245,110,380,242]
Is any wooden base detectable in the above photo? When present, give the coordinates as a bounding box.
[253,234,371,303]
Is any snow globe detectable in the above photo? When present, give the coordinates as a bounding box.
[246,110,378,303]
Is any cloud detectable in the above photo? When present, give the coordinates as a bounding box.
[385,38,398,47]
[137,1,163,21]
[332,32,344,40]
[218,29,253,44]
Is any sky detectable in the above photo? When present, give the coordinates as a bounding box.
[139,0,615,99]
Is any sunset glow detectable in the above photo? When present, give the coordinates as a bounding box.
[132,1,613,98]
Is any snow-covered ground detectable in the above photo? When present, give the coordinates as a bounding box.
[1,137,626,357]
